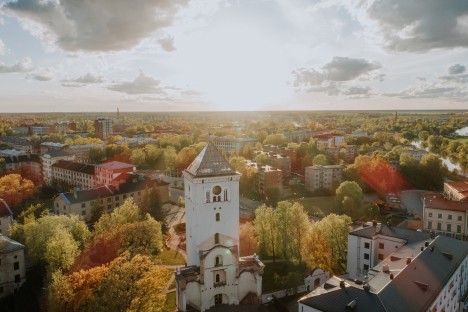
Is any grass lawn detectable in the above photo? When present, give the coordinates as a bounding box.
[163,292,177,312]
[262,262,306,293]
[157,249,186,265]
[297,196,337,217]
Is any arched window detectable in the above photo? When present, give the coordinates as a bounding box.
[214,233,219,244]
[215,213,220,222]
[215,255,223,266]
[216,274,220,283]
[213,196,217,202]
[224,189,228,201]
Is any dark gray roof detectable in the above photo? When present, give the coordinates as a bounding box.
[300,236,468,312]
[379,236,468,312]
[185,142,236,177]
[299,276,386,312]
[59,176,169,205]
[2,154,41,164]
[0,235,24,253]
[350,223,430,244]
[52,160,95,175]
[43,150,72,158]
[0,198,13,218]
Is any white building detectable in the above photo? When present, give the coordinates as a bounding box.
[0,235,26,298]
[40,150,75,184]
[299,223,468,312]
[176,143,264,311]
[51,160,96,190]
[0,199,13,236]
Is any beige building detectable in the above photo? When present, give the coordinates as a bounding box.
[244,160,283,196]
[94,118,113,140]
[202,136,257,154]
[444,181,468,202]
[0,235,26,298]
[41,150,75,184]
[54,176,169,222]
[65,143,105,163]
[423,193,468,240]
[0,199,13,236]
[51,160,96,190]
[305,165,344,193]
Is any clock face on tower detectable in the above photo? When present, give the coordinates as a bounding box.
[212,185,222,195]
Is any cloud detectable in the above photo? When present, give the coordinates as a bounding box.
[158,36,176,52]
[448,64,466,75]
[26,68,53,81]
[108,70,165,95]
[292,56,380,96]
[322,56,381,81]
[0,57,34,73]
[2,0,188,52]
[61,73,104,87]
[367,0,468,52]
[0,39,5,55]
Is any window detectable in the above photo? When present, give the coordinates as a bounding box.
[438,213,442,218]
[206,191,210,203]
[458,216,462,221]
[437,223,442,230]
[364,242,370,249]
[81,203,86,208]
[378,254,384,260]
[457,225,462,233]
[447,224,452,232]
[378,243,384,249]
[82,210,86,216]
[107,198,111,203]
[363,264,369,271]
[215,274,220,283]
[224,189,228,201]
[215,255,223,267]
[15,274,20,283]
[364,253,369,260]
[215,233,219,244]
[448,214,452,220]
[215,213,220,222]
[428,212,433,217]
[13,261,19,270]
[428,221,432,229]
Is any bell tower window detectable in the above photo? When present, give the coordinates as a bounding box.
[215,213,220,222]
[214,233,219,244]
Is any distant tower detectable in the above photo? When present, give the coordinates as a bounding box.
[175,143,264,311]
[94,118,113,140]
[117,107,120,120]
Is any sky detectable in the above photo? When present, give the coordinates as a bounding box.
[0,0,467,112]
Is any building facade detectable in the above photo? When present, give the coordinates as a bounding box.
[202,136,257,154]
[444,181,468,202]
[176,143,264,311]
[95,161,135,186]
[304,165,344,193]
[41,150,75,184]
[94,118,113,140]
[51,160,96,190]
[0,199,13,236]
[0,236,26,298]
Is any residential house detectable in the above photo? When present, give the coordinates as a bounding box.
[0,235,26,298]
[0,199,13,236]
[304,165,344,193]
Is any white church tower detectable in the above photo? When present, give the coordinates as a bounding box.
[176,143,264,311]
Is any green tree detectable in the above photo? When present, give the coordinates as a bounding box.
[263,134,288,146]
[313,154,328,166]
[335,181,364,216]
[254,205,278,262]
[88,147,106,163]
[93,198,141,236]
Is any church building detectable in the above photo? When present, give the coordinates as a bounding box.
[175,143,264,311]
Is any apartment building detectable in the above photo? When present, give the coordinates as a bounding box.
[65,143,105,163]
[253,150,291,180]
[304,165,344,193]
[41,150,75,184]
[299,223,468,312]
[94,118,113,140]
[423,193,468,240]
[244,160,283,196]
[54,176,169,222]
[314,134,345,149]
[0,235,26,299]
[51,160,96,190]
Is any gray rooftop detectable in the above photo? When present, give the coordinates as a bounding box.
[350,223,430,244]
[0,235,24,253]
[185,143,237,178]
[43,150,72,158]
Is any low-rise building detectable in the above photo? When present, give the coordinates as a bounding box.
[41,150,75,185]
[423,192,468,240]
[299,224,468,312]
[51,160,96,190]
[314,134,345,149]
[65,143,105,163]
[244,160,283,196]
[1,154,42,184]
[444,181,468,202]
[0,199,13,236]
[341,145,360,164]
[40,142,68,154]
[95,161,135,186]
[54,176,169,222]
[0,235,26,298]
[304,165,344,193]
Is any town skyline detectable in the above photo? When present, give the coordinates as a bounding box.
[1,0,468,112]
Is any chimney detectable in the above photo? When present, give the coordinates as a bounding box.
[339,280,346,289]
[390,273,394,280]
[73,188,78,199]
[424,241,429,247]
[406,258,411,264]
[382,265,390,273]
[372,220,378,227]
